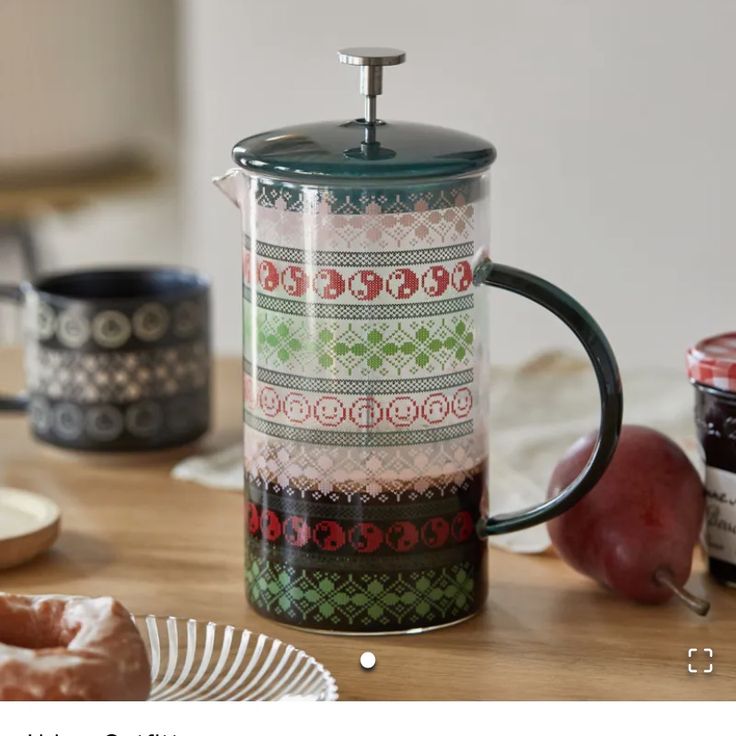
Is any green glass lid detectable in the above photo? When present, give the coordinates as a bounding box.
[232,48,496,183]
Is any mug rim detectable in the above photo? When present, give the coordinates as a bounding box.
[21,266,210,305]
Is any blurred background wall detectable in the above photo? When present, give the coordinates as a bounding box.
[0,0,180,265]
[2,0,734,373]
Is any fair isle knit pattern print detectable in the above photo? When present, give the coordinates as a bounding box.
[242,181,486,631]
[243,184,482,489]
[245,220,476,456]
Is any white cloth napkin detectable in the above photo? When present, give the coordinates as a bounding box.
[172,444,243,490]
[172,351,696,553]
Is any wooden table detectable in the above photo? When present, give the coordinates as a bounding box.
[0,347,734,700]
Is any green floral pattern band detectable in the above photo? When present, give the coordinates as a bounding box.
[244,313,473,379]
[245,557,486,632]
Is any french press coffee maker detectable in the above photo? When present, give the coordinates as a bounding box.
[215,48,623,634]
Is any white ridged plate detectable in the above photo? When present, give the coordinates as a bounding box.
[132,615,338,701]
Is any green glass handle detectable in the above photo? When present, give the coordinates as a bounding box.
[0,284,28,413]
[477,259,623,535]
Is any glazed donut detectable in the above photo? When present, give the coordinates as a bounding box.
[0,594,151,700]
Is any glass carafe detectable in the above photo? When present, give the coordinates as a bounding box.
[215,48,623,634]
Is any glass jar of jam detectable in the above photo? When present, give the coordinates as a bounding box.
[687,333,736,587]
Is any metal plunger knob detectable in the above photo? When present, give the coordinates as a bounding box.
[337,47,406,124]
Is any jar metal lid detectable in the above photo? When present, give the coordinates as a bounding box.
[687,332,736,392]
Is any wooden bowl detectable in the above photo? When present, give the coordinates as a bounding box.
[0,488,60,569]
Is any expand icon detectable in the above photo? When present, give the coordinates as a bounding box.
[687,648,714,674]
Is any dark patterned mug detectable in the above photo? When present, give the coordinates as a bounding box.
[0,267,210,451]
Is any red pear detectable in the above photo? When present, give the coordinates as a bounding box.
[547,425,708,614]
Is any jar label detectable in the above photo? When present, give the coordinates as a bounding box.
[705,465,736,564]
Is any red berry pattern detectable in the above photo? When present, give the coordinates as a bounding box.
[246,502,477,554]
[244,255,473,302]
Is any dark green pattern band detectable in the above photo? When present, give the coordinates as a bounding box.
[243,290,473,320]
[245,557,485,632]
[246,238,474,267]
[249,538,480,572]
[253,179,482,214]
[243,360,473,395]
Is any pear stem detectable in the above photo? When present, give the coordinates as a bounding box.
[654,567,710,616]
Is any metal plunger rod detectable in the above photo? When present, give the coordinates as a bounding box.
[365,96,377,125]
[338,47,406,125]
[360,65,382,123]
